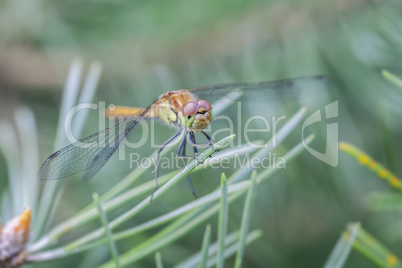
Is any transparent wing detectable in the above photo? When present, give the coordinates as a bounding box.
[188,75,332,112]
[187,75,334,145]
[188,75,328,97]
[38,100,158,182]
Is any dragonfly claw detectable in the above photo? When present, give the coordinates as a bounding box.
[195,157,204,165]
[209,143,219,153]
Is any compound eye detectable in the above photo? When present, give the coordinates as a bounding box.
[198,100,212,111]
[182,102,199,117]
[197,99,212,111]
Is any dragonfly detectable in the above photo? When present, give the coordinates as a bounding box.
[38,75,327,199]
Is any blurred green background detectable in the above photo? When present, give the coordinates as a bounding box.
[1,0,402,267]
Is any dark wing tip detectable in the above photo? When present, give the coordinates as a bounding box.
[47,151,61,162]
[313,75,330,81]
[310,75,334,86]
[82,170,96,182]
[37,150,64,180]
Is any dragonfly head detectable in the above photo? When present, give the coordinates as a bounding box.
[181,99,213,131]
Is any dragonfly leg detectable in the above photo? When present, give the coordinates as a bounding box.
[188,132,214,148]
[177,134,198,198]
[151,129,182,203]
[190,132,199,157]
[188,131,205,165]
[176,131,187,158]
[177,131,204,164]
[188,131,217,161]
[201,131,218,152]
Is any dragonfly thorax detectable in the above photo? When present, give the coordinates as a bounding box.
[155,90,213,132]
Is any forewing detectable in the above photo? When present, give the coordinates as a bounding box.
[188,75,333,144]
[188,75,332,113]
[188,75,329,101]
